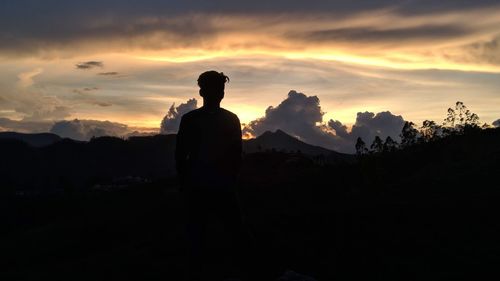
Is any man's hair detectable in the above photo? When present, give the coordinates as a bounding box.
[197,71,230,93]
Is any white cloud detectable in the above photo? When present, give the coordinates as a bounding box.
[160,98,198,134]
[244,90,406,153]
[49,119,130,141]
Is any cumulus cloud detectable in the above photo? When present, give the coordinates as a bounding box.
[0,68,74,121]
[49,119,130,141]
[350,111,405,142]
[160,98,198,134]
[244,90,406,153]
[5,78,73,121]
[76,61,103,69]
[243,90,333,142]
[493,119,500,127]
[244,90,354,151]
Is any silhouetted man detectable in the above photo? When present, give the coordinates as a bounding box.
[176,71,246,280]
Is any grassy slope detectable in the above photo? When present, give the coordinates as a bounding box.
[1,129,499,280]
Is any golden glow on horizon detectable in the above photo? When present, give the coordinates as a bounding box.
[2,6,500,135]
[134,48,500,73]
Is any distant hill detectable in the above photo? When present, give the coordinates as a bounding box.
[0,129,349,157]
[244,129,354,161]
[0,131,61,147]
[0,130,353,194]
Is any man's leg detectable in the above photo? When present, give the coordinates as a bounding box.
[184,191,206,281]
[216,190,258,279]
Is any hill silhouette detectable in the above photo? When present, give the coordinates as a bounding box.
[1,130,350,196]
[0,131,61,147]
[244,129,353,163]
[0,129,348,156]
[1,127,499,280]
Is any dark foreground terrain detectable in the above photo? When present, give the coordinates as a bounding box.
[1,128,499,280]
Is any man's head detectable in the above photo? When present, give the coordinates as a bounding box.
[197,71,229,103]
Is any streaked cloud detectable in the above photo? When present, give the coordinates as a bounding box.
[17,68,43,88]
[76,61,103,69]
[0,2,499,72]
[98,72,119,76]
[458,36,500,65]
[292,24,469,44]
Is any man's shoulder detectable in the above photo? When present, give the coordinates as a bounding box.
[220,108,239,121]
[183,107,239,123]
[181,108,203,120]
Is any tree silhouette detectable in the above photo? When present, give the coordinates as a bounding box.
[400,121,418,148]
[443,101,480,135]
[444,107,456,128]
[419,120,440,142]
[370,136,384,153]
[383,136,398,153]
[355,137,368,156]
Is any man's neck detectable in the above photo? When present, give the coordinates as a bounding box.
[202,101,221,112]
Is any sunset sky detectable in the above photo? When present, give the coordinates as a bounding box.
[1,1,499,151]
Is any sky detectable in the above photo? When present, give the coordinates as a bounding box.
[0,0,499,152]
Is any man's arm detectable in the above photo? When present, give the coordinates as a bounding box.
[231,115,243,175]
[175,115,189,181]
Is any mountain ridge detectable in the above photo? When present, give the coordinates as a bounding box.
[244,129,343,156]
[0,131,61,147]
[1,129,351,157]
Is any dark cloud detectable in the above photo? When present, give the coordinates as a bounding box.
[0,117,54,133]
[0,1,497,57]
[326,112,406,152]
[73,87,99,95]
[98,72,119,76]
[1,1,495,21]
[91,101,112,107]
[76,61,103,69]
[462,36,500,65]
[160,98,198,134]
[294,25,469,44]
[493,119,500,127]
[328,119,349,138]
[348,111,405,143]
[21,105,72,121]
[244,90,406,153]
[71,87,111,107]
[49,119,130,141]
